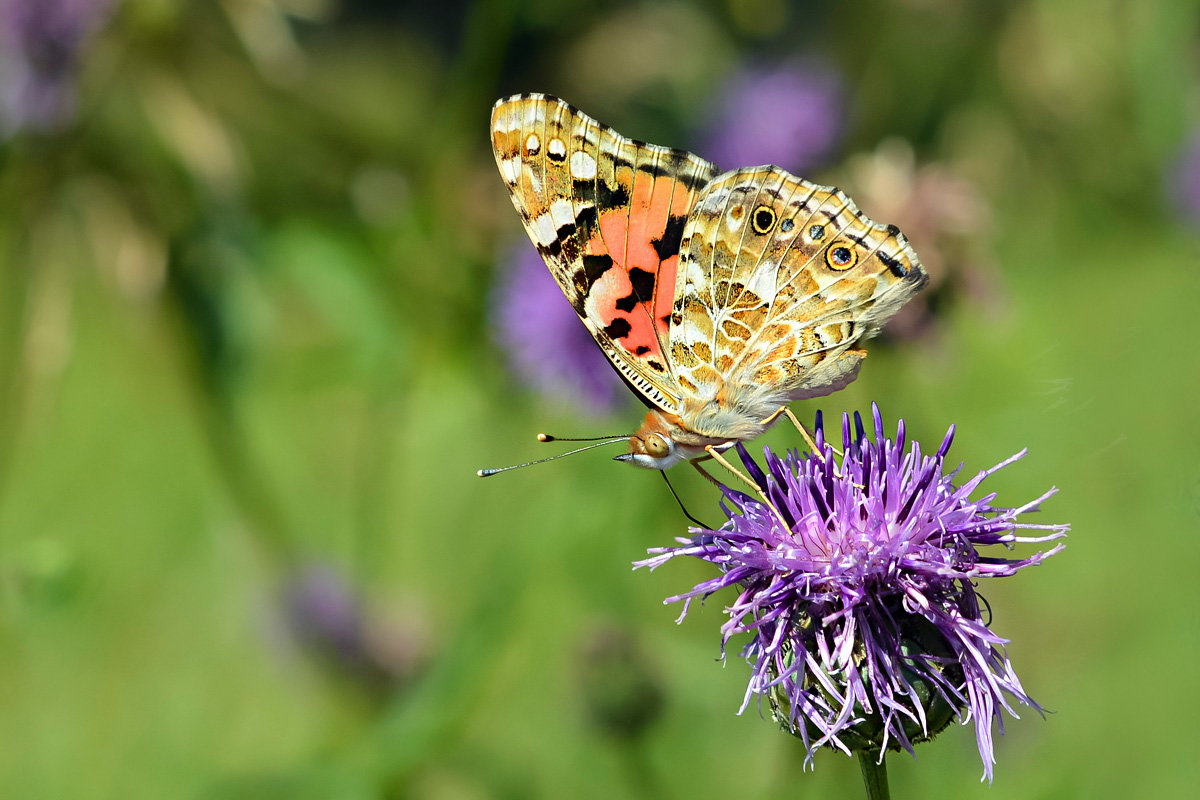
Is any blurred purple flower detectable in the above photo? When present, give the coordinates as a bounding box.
[639,405,1066,781]
[1168,134,1200,224]
[282,564,428,687]
[284,564,367,664]
[492,242,624,414]
[701,61,842,173]
[0,0,115,136]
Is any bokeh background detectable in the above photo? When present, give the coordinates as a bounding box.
[1,1,1197,797]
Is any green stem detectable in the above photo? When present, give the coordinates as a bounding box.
[857,750,890,800]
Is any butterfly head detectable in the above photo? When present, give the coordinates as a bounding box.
[614,410,717,470]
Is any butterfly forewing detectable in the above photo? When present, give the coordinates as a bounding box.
[490,94,720,412]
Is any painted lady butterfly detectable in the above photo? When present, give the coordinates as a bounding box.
[491,94,926,470]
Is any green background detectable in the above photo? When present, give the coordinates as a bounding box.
[1,1,1197,797]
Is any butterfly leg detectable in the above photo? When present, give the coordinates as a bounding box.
[702,445,791,531]
[760,405,820,454]
[691,459,723,488]
[760,405,844,458]
[761,405,855,483]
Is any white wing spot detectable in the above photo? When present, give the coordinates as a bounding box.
[548,198,574,228]
[533,214,557,246]
[499,156,521,184]
[700,188,730,213]
[492,106,516,133]
[569,151,597,179]
[524,134,540,155]
[548,139,567,159]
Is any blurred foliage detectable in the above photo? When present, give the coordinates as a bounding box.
[0,0,1198,798]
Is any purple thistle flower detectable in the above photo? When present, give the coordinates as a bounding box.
[0,0,115,137]
[492,242,624,414]
[638,405,1066,781]
[700,60,843,173]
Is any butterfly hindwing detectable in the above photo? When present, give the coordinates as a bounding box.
[491,94,720,412]
[670,166,927,401]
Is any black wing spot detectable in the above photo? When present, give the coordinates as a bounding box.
[560,237,580,262]
[583,254,613,282]
[651,215,687,261]
[634,345,651,356]
[603,318,632,339]
[597,180,630,208]
[615,293,638,312]
[877,252,909,278]
[809,224,825,241]
[574,205,598,238]
[886,224,901,235]
[629,267,656,301]
[780,218,795,233]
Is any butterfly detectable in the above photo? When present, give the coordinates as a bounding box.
[490,93,926,471]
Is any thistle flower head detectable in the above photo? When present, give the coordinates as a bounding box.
[638,406,1066,781]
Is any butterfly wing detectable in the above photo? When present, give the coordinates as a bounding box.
[491,94,720,412]
[669,167,926,418]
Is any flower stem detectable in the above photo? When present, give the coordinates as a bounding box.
[857,750,890,800]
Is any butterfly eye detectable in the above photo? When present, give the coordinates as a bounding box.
[826,243,857,271]
[644,434,670,458]
[751,206,776,235]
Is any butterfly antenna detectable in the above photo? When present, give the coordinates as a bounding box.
[537,432,629,443]
[660,471,711,529]
[476,437,627,477]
